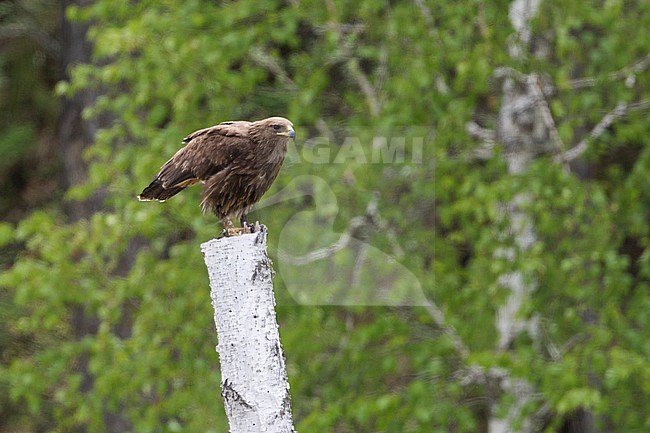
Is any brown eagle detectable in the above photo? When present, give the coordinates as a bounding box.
[138,116,295,235]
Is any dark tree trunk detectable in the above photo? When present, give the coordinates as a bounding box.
[58,0,103,221]
[58,2,131,432]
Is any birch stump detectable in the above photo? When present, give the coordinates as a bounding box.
[201,227,295,433]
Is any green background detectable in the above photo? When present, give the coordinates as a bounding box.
[1,0,650,432]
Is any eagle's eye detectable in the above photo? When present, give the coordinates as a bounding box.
[272,124,281,131]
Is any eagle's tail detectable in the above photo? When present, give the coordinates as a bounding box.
[137,179,185,202]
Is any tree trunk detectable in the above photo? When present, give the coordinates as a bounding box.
[59,2,131,431]
[489,1,543,432]
[201,229,295,433]
[59,0,105,221]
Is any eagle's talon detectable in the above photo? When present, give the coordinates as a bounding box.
[224,227,244,237]
[219,223,260,237]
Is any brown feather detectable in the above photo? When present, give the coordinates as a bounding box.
[137,116,294,228]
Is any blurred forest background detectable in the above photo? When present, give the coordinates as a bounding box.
[1,0,650,432]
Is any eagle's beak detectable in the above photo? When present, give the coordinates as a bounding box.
[278,127,295,140]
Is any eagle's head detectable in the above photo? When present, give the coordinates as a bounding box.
[252,117,295,141]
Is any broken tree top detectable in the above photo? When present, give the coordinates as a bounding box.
[201,228,295,433]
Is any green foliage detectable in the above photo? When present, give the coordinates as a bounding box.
[2,0,650,432]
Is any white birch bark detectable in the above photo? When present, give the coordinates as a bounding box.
[201,228,295,433]
[489,1,543,432]
[489,79,540,433]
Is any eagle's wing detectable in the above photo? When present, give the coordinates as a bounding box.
[137,121,251,201]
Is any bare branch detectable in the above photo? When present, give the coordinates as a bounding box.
[323,5,381,117]
[277,216,362,265]
[555,100,650,163]
[508,0,542,56]
[350,242,369,288]
[568,53,650,89]
[413,0,433,26]
[529,75,563,152]
[313,22,366,35]
[249,46,333,137]
[278,194,380,265]
[346,57,381,117]
[363,191,404,259]
[457,365,509,387]
[528,74,569,171]
[249,47,297,91]
[466,121,497,142]
[376,45,389,96]
[466,121,497,160]
[476,2,490,38]
[413,0,442,43]
[315,117,333,138]
[423,300,470,359]
[474,143,497,160]
[493,66,529,84]
[546,333,585,362]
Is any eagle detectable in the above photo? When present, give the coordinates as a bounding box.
[138,116,295,235]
